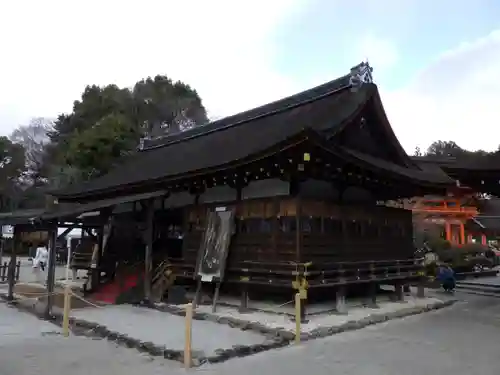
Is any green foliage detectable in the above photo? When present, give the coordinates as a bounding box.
[0,136,25,184]
[427,237,451,253]
[133,75,207,135]
[0,136,26,211]
[45,75,208,180]
[435,244,494,272]
[423,140,495,163]
[66,113,138,176]
[424,261,438,277]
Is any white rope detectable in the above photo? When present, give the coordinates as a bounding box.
[69,290,105,309]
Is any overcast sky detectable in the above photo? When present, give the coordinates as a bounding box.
[1,0,499,153]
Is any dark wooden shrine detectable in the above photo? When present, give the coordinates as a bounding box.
[47,63,454,309]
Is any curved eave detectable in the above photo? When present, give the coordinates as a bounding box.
[370,88,416,168]
[54,84,372,202]
[53,128,317,202]
[326,147,453,188]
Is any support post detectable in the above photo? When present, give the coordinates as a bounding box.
[445,223,451,242]
[184,302,193,369]
[481,234,487,246]
[7,227,18,301]
[93,223,105,288]
[459,223,465,245]
[211,281,221,313]
[417,276,425,298]
[62,284,72,337]
[44,225,57,319]
[335,285,347,314]
[295,195,302,263]
[0,236,4,269]
[192,277,202,309]
[394,281,404,302]
[294,293,301,344]
[367,282,378,308]
[143,198,155,303]
[239,270,250,313]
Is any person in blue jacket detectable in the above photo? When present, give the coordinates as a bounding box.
[437,264,456,292]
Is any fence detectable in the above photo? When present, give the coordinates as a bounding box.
[0,261,21,283]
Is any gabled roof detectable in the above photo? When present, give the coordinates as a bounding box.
[413,156,500,196]
[54,64,452,201]
[412,155,500,171]
[141,73,353,150]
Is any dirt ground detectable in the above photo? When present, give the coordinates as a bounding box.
[13,283,102,309]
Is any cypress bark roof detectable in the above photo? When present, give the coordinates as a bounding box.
[54,71,452,201]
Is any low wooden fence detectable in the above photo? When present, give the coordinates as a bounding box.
[0,261,21,283]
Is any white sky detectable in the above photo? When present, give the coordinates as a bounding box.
[1,0,499,153]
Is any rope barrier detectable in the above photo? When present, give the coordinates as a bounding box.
[69,290,105,309]
[276,300,294,308]
[12,291,60,297]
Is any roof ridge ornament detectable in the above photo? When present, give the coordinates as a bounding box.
[349,61,374,91]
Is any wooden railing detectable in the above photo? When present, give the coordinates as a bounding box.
[164,257,424,289]
[0,261,20,283]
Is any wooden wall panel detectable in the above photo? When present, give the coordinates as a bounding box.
[182,198,415,269]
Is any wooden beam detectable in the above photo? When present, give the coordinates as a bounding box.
[57,225,77,240]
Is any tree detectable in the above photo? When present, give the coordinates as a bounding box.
[46,76,207,180]
[66,113,139,177]
[0,137,26,211]
[133,75,208,137]
[425,141,465,158]
[9,117,52,185]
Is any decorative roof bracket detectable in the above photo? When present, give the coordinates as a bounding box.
[349,62,374,91]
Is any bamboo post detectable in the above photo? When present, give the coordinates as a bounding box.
[62,284,71,337]
[184,302,193,368]
[295,292,301,344]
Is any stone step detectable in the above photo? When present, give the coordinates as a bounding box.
[455,289,500,299]
[455,284,500,295]
[456,281,500,290]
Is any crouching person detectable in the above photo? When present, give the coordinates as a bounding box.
[437,263,456,293]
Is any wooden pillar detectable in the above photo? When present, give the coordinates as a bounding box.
[295,195,302,263]
[271,197,279,261]
[335,285,347,314]
[481,234,487,245]
[93,221,105,288]
[143,198,155,303]
[394,281,404,302]
[459,223,465,245]
[445,223,451,242]
[7,226,19,301]
[367,282,378,308]
[467,234,473,244]
[44,225,57,319]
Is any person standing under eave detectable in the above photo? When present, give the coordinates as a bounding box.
[32,242,49,285]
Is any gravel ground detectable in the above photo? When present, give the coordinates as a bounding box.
[192,292,500,375]
[457,275,500,285]
[2,291,500,375]
[0,302,177,375]
[71,304,267,356]
[1,257,83,285]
